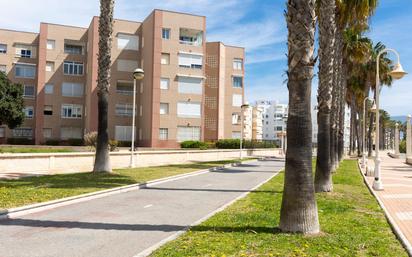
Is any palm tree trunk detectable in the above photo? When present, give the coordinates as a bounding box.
[93,0,114,173]
[279,0,319,234]
[337,37,346,161]
[315,0,336,192]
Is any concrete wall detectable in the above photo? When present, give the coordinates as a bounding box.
[0,148,278,176]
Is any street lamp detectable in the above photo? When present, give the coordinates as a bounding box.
[130,68,144,168]
[373,49,407,191]
[362,97,371,169]
[240,102,249,161]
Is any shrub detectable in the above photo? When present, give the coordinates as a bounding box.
[84,132,97,148]
[6,138,34,145]
[215,139,240,149]
[44,139,60,146]
[109,140,118,151]
[118,141,132,147]
[180,140,208,149]
[400,140,406,153]
[67,138,83,146]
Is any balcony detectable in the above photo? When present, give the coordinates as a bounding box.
[179,28,203,46]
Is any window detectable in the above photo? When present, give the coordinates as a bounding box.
[12,128,33,138]
[116,81,133,95]
[15,64,36,78]
[0,65,6,73]
[178,53,202,69]
[140,83,143,94]
[45,84,54,94]
[232,132,241,139]
[177,102,201,118]
[117,59,138,72]
[161,53,170,65]
[232,76,243,88]
[232,113,240,125]
[115,126,133,141]
[15,44,35,58]
[178,76,202,95]
[64,44,83,55]
[63,61,84,75]
[115,103,133,117]
[177,126,200,142]
[232,94,243,107]
[46,40,55,50]
[179,28,203,46]
[162,28,170,40]
[139,105,143,116]
[60,127,82,139]
[62,82,83,97]
[43,128,52,138]
[276,126,283,131]
[44,105,53,115]
[233,58,243,70]
[61,104,82,118]
[24,106,34,119]
[46,61,55,72]
[160,78,169,90]
[0,127,5,137]
[23,85,35,98]
[159,128,168,140]
[0,44,6,54]
[117,33,139,50]
[160,103,169,115]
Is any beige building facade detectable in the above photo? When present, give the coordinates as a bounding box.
[0,10,245,147]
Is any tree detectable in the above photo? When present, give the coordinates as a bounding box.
[0,71,25,128]
[279,0,319,234]
[93,0,114,173]
[314,0,336,192]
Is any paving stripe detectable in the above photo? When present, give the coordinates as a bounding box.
[396,212,412,220]
[383,194,412,199]
[143,204,153,209]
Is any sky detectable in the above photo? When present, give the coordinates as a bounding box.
[0,0,410,116]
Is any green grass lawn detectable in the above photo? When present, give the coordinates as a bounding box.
[0,147,73,153]
[151,160,407,257]
[0,159,253,209]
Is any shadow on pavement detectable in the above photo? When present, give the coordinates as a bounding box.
[0,218,281,234]
[142,186,282,194]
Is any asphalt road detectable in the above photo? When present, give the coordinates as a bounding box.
[0,158,284,257]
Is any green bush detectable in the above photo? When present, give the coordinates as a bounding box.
[66,138,83,146]
[109,140,118,151]
[180,140,208,149]
[215,139,277,149]
[400,140,406,153]
[6,138,34,145]
[44,139,60,146]
[215,139,240,149]
[118,141,132,147]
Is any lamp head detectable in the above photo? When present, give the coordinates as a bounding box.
[389,63,407,80]
[241,102,250,109]
[133,68,144,80]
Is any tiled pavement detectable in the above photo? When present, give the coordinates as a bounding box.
[363,154,412,248]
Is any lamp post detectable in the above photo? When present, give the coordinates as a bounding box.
[240,102,249,161]
[373,49,407,191]
[282,115,288,155]
[130,68,144,168]
[362,97,371,169]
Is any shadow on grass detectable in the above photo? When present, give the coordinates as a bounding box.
[0,218,280,234]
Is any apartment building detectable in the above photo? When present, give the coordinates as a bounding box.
[256,100,288,145]
[0,9,245,147]
[243,105,263,141]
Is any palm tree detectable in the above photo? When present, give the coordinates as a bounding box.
[314,0,336,192]
[279,0,319,234]
[93,0,114,173]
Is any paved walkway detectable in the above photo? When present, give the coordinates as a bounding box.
[363,153,412,248]
[0,158,284,257]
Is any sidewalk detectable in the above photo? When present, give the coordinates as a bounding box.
[0,158,284,257]
[363,154,412,251]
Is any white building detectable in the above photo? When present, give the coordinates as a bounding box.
[242,105,263,141]
[255,100,288,146]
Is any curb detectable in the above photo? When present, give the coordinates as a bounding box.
[134,164,283,257]
[0,159,258,220]
[357,159,412,257]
